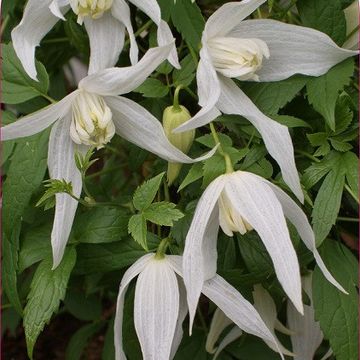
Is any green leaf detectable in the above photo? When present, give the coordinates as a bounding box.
[64,290,102,321]
[202,154,226,188]
[171,0,205,50]
[343,151,359,196]
[1,111,17,165]
[72,207,129,244]
[128,214,148,250]
[313,241,358,360]
[241,76,307,115]
[271,115,311,128]
[24,248,77,359]
[178,162,204,191]
[173,54,197,87]
[102,318,115,360]
[297,0,347,45]
[134,78,169,98]
[312,164,345,246]
[306,59,354,130]
[2,43,49,104]
[65,322,104,360]
[329,138,352,152]
[196,133,233,148]
[144,202,184,226]
[74,235,159,275]
[2,130,50,314]
[133,172,165,211]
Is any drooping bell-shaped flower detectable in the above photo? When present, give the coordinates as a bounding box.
[182,170,346,332]
[1,44,216,269]
[12,0,179,80]
[174,0,358,202]
[114,254,284,360]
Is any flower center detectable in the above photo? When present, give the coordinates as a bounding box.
[70,91,115,149]
[207,37,270,81]
[69,0,113,24]
[218,191,253,236]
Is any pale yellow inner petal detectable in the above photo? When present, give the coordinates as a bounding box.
[69,0,113,24]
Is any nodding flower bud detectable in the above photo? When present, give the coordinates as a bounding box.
[69,0,114,24]
[208,37,270,81]
[162,105,195,185]
[70,91,115,149]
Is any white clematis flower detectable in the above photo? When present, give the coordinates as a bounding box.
[287,274,333,360]
[114,254,284,360]
[182,170,346,332]
[12,0,179,80]
[1,44,215,269]
[206,284,294,359]
[174,0,357,202]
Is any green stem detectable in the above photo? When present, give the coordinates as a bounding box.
[188,44,199,67]
[344,184,359,204]
[209,122,233,173]
[0,14,10,36]
[40,93,57,104]
[345,26,358,42]
[173,85,183,112]
[155,238,171,259]
[184,86,198,100]
[295,150,321,163]
[43,37,69,44]
[163,178,170,202]
[124,19,153,47]
[337,216,359,222]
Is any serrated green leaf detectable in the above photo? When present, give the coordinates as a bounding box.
[241,76,307,115]
[297,0,347,45]
[343,151,359,196]
[65,322,104,360]
[202,154,226,188]
[271,115,311,128]
[144,202,184,226]
[178,162,204,191]
[313,241,358,360]
[329,138,352,152]
[171,0,205,50]
[245,158,274,179]
[134,78,169,98]
[196,133,232,148]
[312,165,345,246]
[3,129,50,314]
[128,214,148,250]
[24,248,77,359]
[306,59,354,130]
[2,43,49,104]
[173,54,197,87]
[133,172,165,211]
[72,207,129,244]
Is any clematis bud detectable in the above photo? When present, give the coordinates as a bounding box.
[69,0,114,24]
[163,105,195,185]
[207,37,270,81]
[70,91,115,149]
[218,190,253,236]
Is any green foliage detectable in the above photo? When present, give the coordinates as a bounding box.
[2,43,50,104]
[134,78,170,98]
[24,248,77,359]
[313,241,358,360]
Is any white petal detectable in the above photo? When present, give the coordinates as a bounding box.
[174,47,221,133]
[134,258,179,360]
[111,0,138,65]
[229,19,357,81]
[217,76,303,202]
[1,92,76,141]
[170,279,188,359]
[105,96,218,163]
[202,275,284,359]
[157,20,180,69]
[114,254,153,360]
[206,308,233,354]
[320,348,333,360]
[84,14,125,74]
[224,172,303,313]
[128,0,161,25]
[267,183,347,294]
[79,44,174,95]
[213,327,242,360]
[182,177,225,332]
[253,285,293,356]
[287,286,323,360]
[11,0,59,80]
[48,114,84,268]
[204,0,267,39]
[49,0,69,20]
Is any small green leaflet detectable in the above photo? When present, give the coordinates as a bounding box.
[306,58,354,131]
[178,162,203,192]
[2,43,50,104]
[144,202,184,227]
[173,54,197,87]
[24,248,77,359]
[313,241,358,360]
[134,78,169,98]
[128,214,148,250]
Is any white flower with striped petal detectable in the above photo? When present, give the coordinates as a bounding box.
[12,0,179,80]
[182,170,346,334]
[174,0,358,202]
[1,44,215,269]
[114,254,284,360]
[287,274,333,360]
